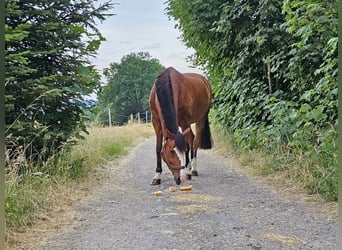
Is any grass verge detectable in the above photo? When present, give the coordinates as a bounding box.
[5,123,154,247]
[211,125,337,201]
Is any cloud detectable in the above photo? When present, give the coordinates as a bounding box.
[91,0,202,74]
[141,42,163,50]
[119,40,132,45]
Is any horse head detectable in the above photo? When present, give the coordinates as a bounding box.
[161,127,192,185]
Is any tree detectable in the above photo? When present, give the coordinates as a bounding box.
[166,0,337,200]
[167,0,294,125]
[96,52,164,125]
[5,0,114,166]
[167,0,337,143]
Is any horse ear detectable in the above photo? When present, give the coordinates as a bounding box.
[165,128,174,139]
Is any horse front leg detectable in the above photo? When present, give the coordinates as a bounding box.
[151,133,162,185]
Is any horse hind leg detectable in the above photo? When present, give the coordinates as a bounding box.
[191,146,198,176]
[183,127,195,180]
[187,127,198,177]
[185,146,192,180]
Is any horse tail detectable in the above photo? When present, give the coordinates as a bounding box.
[200,114,212,149]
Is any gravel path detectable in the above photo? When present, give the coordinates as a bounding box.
[39,137,337,250]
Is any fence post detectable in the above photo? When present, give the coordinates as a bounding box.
[108,108,112,127]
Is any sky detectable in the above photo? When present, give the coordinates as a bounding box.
[91,0,202,77]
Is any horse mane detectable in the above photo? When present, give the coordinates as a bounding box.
[155,67,178,134]
[174,131,185,151]
[155,67,186,151]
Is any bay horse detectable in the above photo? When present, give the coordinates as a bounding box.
[149,67,212,185]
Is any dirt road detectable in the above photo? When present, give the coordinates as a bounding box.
[38,137,337,249]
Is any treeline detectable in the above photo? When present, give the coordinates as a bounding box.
[5,0,113,169]
[95,52,165,126]
[166,0,337,200]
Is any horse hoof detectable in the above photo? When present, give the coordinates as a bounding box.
[151,179,161,185]
[191,170,198,176]
[186,174,192,180]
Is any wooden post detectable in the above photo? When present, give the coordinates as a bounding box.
[108,108,112,127]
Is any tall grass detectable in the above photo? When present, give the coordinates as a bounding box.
[211,125,337,201]
[5,124,154,239]
[211,125,275,176]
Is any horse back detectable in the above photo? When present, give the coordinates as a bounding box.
[170,70,211,123]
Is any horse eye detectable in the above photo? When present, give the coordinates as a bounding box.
[170,149,176,154]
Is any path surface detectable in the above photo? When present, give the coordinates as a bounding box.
[39,137,337,250]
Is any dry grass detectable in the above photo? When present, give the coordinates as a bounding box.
[172,193,223,214]
[210,125,338,210]
[172,193,223,203]
[211,126,275,176]
[175,204,217,214]
[263,232,305,247]
[69,123,154,168]
[5,123,154,249]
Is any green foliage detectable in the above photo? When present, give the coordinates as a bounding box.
[5,174,47,228]
[167,0,337,200]
[96,52,164,125]
[5,0,114,166]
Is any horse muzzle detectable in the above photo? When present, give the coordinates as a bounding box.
[175,177,181,185]
[174,166,187,185]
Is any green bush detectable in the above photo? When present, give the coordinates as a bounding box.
[167,0,337,200]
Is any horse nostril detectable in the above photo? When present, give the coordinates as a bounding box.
[175,177,181,185]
